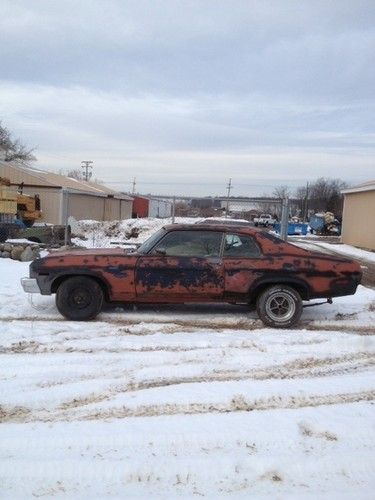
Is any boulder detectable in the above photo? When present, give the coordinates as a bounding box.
[1,251,11,259]
[11,246,24,261]
[3,243,13,253]
[20,246,34,262]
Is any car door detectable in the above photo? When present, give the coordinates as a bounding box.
[135,229,225,302]
[222,233,263,300]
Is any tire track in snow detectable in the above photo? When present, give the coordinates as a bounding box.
[81,390,375,420]
[0,340,262,354]
[2,390,374,423]
[1,316,375,335]
[55,352,374,410]
[2,353,373,422]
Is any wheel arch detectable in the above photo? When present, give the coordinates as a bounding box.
[249,277,310,303]
[51,272,111,301]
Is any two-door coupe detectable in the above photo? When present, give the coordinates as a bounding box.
[21,224,362,328]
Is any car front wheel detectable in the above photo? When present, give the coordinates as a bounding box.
[56,276,104,321]
[256,285,302,328]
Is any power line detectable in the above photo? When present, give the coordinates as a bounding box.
[102,180,278,188]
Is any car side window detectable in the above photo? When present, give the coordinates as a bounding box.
[151,230,223,257]
[223,234,261,258]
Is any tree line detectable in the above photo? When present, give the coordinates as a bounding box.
[272,178,348,219]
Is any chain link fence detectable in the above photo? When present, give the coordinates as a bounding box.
[70,196,293,248]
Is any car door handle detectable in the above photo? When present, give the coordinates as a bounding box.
[207,258,221,267]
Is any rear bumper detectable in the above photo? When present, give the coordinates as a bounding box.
[21,277,41,294]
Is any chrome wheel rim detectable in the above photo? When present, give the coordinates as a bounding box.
[265,291,296,322]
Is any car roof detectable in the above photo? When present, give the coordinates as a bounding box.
[197,218,253,227]
[162,223,259,234]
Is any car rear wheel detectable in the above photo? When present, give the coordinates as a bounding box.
[256,285,302,328]
[56,276,104,321]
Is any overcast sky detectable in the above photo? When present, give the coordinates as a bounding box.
[0,0,374,196]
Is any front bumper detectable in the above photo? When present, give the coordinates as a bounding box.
[21,277,41,294]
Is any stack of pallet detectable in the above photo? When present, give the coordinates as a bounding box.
[0,183,17,223]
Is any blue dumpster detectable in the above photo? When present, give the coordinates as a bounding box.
[273,222,308,236]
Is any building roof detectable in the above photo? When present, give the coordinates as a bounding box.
[0,160,133,200]
[342,180,375,195]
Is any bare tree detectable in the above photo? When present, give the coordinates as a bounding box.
[295,184,309,220]
[273,185,291,200]
[0,121,36,162]
[295,178,348,219]
[309,178,348,217]
[67,169,83,180]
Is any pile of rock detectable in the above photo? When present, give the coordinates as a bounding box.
[0,242,40,261]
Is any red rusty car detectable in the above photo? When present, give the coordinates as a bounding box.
[21,224,362,328]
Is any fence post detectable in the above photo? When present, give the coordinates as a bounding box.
[63,189,70,246]
[280,197,289,241]
[171,196,176,223]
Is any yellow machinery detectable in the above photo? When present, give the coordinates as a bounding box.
[0,177,42,226]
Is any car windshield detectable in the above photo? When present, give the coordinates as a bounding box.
[137,228,166,254]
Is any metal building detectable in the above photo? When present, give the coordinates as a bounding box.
[341,180,375,251]
[131,195,172,218]
[0,160,133,224]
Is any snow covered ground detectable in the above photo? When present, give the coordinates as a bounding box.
[291,239,375,264]
[1,250,375,497]
[306,242,375,263]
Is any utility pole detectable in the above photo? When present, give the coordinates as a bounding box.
[225,178,232,218]
[81,160,93,181]
[171,196,176,224]
[304,181,309,221]
[280,196,290,241]
[131,177,136,194]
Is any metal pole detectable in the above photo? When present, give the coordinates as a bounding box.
[304,182,309,221]
[171,196,176,224]
[280,197,289,241]
[64,189,70,247]
[225,178,232,218]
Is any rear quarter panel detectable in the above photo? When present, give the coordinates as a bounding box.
[223,231,362,300]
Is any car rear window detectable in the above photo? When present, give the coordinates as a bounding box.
[223,234,261,258]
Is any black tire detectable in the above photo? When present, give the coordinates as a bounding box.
[0,227,8,243]
[56,276,104,321]
[256,285,302,328]
[22,220,34,228]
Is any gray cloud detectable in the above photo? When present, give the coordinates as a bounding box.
[0,0,374,196]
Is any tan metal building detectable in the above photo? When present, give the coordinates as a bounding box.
[341,180,375,251]
[0,160,133,224]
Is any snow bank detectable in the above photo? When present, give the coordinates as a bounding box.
[72,217,201,248]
